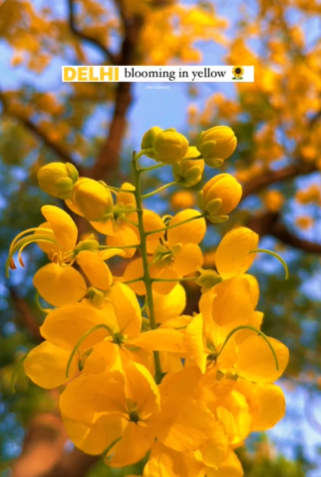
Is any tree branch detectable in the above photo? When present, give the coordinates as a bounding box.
[87,2,144,180]
[270,221,321,254]
[38,449,99,477]
[11,413,67,477]
[0,91,78,167]
[241,161,317,200]
[247,211,321,254]
[67,0,117,64]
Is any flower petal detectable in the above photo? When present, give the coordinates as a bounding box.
[108,421,155,467]
[77,250,112,290]
[152,284,186,324]
[200,421,229,468]
[207,451,243,477]
[123,258,146,295]
[123,361,160,415]
[83,341,122,374]
[155,399,219,452]
[60,371,126,424]
[168,209,206,246]
[236,335,289,383]
[151,267,179,295]
[252,384,286,431]
[107,282,142,338]
[215,227,258,278]
[184,314,206,373]
[107,222,139,259]
[90,218,115,236]
[33,263,87,306]
[144,441,204,477]
[40,302,115,350]
[24,340,78,389]
[173,243,203,276]
[208,277,255,328]
[41,205,77,251]
[128,329,185,354]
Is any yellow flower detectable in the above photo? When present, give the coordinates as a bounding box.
[24,300,120,388]
[8,205,124,306]
[60,361,160,465]
[185,276,289,382]
[152,128,189,164]
[172,146,204,187]
[123,209,206,295]
[103,182,140,258]
[24,281,187,390]
[9,121,291,476]
[197,126,237,168]
[68,177,114,222]
[197,174,242,223]
[141,126,163,157]
[37,162,79,199]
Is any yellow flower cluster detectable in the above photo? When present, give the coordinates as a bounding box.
[7,126,289,477]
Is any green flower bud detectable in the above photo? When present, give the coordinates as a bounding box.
[195,268,222,292]
[38,162,79,199]
[172,146,205,187]
[74,239,100,255]
[141,126,163,158]
[152,128,189,164]
[86,287,106,306]
[71,178,114,222]
[197,126,237,167]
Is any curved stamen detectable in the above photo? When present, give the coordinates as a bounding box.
[66,324,113,378]
[216,325,279,371]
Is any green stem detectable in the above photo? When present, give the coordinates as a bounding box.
[102,436,123,460]
[134,149,153,162]
[142,181,177,199]
[66,324,112,378]
[140,163,167,173]
[152,276,197,283]
[123,277,144,285]
[132,152,163,384]
[216,325,279,371]
[98,244,140,250]
[145,213,205,236]
[11,354,27,393]
[116,208,140,213]
[121,218,139,228]
[249,249,289,279]
[106,186,135,194]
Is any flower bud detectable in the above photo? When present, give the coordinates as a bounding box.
[74,239,99,255]
[172,146,204,187]
[195,268,222,292]
[197,173,242,223]
[71,178,113,222]
[152,128,189,164]
[38,162,79,199]
[141,126,163,158]
[197,126,237,167]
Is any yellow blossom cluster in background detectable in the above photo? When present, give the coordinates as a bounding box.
[7,125,289,477]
